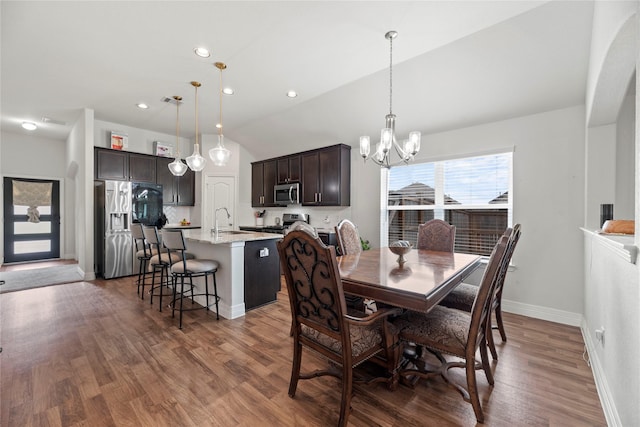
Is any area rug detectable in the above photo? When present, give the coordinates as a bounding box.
[0,265,85,293]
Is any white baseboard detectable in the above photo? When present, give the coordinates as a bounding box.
[502,299,582,326]
[581,320,622,427]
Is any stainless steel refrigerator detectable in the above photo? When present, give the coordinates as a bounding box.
[95,180,133,278]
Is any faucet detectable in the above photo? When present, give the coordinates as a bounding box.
[213,207,232,238]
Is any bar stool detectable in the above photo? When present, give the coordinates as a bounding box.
[143,225,192,311]
[161,229,220,329]
[132,223,151,298]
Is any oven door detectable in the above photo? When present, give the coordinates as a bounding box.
[274,183,299,205]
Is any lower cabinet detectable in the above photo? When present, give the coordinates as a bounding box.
[244,239,281,311]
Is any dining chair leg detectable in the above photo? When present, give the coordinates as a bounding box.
[495,304,507,342]
[466,360,485,424]
[338,363,353,427]
[486,318,499,360]
[288,341,302,397]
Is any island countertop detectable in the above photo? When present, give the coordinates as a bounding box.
[181,229,283,245]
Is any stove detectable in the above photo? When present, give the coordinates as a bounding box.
[239,213,309,235]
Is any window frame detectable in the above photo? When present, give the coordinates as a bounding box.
[381,148,513,254]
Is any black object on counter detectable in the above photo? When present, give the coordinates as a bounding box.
[600,204,613,228]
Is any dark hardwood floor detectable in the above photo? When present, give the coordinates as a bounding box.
[0,277,606,426]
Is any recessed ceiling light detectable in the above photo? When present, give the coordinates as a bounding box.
[286,90,298,98]
[22,121,37,131]
[216,123,223,129]
[222,87,234,95]
[194,47,210,58]
[136,103,149,109]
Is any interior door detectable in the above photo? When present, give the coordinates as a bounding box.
[3,177,61,263]
[204,176,235,233]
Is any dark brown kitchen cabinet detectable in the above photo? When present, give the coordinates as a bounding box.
[95,148,128,181]
[156,157,195,206]
[251,160,277,207]
[95,148,156,182]
[129,153,156,183]
[301,144,350,206]
[244,239,280,310]
[277,155,300,184]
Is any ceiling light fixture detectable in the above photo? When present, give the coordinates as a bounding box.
[360,31,421,168]
[222,87,234,95]
[194,47,210,58]
[186,81,206,172]
[286,90,298,98]
[168,96,188,176]
[22,121,37,131]
[136,103,149,109]
[208,62,232,167]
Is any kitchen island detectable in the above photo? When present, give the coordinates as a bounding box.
[179,229,283,319]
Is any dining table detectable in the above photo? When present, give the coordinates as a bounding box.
[337,247,482,313]
[337,247,482,389]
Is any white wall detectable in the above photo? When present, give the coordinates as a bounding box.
[582,3,639,425]
[352,105,587,319]
[615,82,636,220]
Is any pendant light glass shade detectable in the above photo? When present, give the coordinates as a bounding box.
[208,62,231,166]
[186,81,206,172]
[168,95,188,176]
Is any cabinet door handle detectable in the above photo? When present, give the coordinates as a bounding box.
[318,193,322,203]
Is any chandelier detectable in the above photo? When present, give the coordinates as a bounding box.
[167,95,188,176]
[208,62,231,166]
[186,81,206,171]
[360,31,421,168]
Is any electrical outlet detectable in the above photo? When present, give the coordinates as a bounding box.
[259,248,269,257]
[595,327,605,345]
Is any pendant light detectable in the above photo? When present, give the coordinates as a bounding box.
[186,81,206,171]
[168,95,188,176]
[209,62,232,166]
[360,31,421,168]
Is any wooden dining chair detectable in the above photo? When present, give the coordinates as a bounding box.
[277,230,401,427]
[417,219,456,252]
[335,219,362,256]
[439,224,521,359]
[392,235,509,423]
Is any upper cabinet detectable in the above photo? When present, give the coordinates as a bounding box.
[95,148,195,206]
[95,148,128,181]
[95,148,156,182]
[251,160,277,207]
[252,144,351,208]
[156,157,195,206]
[301,145,350,206]
[277,155,300,184]
[129,153,156,183]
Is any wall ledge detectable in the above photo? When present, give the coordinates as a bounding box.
[581,227,637,264]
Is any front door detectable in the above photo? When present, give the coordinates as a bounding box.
[3,177,61,263]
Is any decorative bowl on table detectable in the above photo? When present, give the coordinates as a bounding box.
[389,240,412,265]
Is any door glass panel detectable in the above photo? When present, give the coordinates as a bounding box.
[13,205,51,215]
[14,221,51,234]
[14,240,51,254]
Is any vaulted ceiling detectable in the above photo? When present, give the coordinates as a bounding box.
[1,1,594,159]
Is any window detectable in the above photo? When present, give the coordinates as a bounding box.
[385,151,512,256]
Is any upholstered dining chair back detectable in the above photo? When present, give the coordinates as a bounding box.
[335,219,362,256]
[287,221,318,237]
[417,219,456,252]
[277,229,401,427]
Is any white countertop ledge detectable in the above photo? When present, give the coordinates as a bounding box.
[181,229,283,245]
[581,227,637,264]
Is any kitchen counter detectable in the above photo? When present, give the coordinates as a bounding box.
[178,229,283,319]
[164,223,202,230]
[184,229,283,244]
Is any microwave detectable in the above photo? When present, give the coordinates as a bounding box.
[274,183,300,205]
